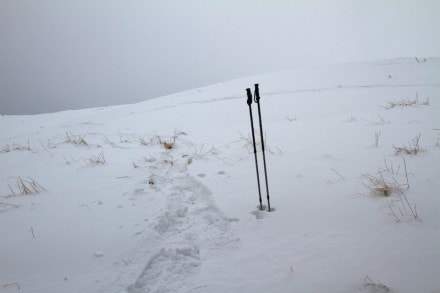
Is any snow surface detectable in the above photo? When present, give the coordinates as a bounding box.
[1,57,440,293]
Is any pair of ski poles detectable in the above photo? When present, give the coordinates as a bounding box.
[246,84,271,212]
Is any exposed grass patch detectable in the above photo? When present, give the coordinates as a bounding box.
[7,177,47,198]
[362,158,419,222]
[362,173,403,197]
[235,131,282,155]
[393,134,425,155]
[384,94,429,109]
[363,158,409,197]
[156,134,176,150]
[0,140,32,153]
[87,152,106,166]
[65,132,88,146]
[139,129,187,150]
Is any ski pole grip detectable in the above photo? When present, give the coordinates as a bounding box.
[254,84,260,102]
[246,88,252,105]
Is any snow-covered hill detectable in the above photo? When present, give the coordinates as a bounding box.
[1,57,440,293]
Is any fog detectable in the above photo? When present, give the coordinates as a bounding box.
[1,0,439,115]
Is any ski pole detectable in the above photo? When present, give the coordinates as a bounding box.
[246,88,263,211]
[254,84,271,212]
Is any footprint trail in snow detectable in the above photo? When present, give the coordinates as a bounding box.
[127,167,238,293]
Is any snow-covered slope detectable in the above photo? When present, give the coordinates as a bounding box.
[1,57,440,293]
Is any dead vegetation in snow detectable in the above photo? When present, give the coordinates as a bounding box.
[6,177,47,198]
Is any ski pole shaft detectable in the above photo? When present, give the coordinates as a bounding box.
[254,84,271,212]
[246,88,263,211]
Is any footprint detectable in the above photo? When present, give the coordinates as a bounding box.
[251,210,266,220]
[127,246,201,293]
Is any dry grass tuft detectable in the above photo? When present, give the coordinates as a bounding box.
[360,115,390,125]
[193,144,219,160]
[87,152,106,166]
[0,201,20,209]
[286,115,297,122]
[173,128,187,136]
[362,276,390,293]
[362,158,409,197]
[374,130,382,147]
[153,135,176,149]
[144,155,156,163]
[139,137,153,146]
[63,155,79,165]
[362,158,419,222]
[119,136,132,144]
[65,132,88,146]
[388,195,420,222]
[342,116,357,123]
[361,159,409,196]
[1,140,32,153]
[393,134,425,155]
[384,94,429,109]
[2,283,21,290]
[139,130,186,150]
[161,153,175,165]
[237,131,254,152]
[163,141,175,150]
[7,177,47,198]
[362,173,403,196]
[103,136,127,149]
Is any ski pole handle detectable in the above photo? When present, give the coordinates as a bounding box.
[254,84,260,103]
[246,88,253,105]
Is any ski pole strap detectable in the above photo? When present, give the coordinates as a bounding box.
[246,88,253,105]
[254,84,260,103]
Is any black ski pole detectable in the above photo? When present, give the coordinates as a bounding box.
[246,88,263,211]
[254,84,271,212]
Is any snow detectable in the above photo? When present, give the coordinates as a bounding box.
[1,57,440,293]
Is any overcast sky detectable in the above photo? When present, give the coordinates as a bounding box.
[1,0,440,115]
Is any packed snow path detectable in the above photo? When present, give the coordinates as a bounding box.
[127,166,238,293]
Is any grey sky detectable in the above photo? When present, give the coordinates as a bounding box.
[1,0,439,115]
